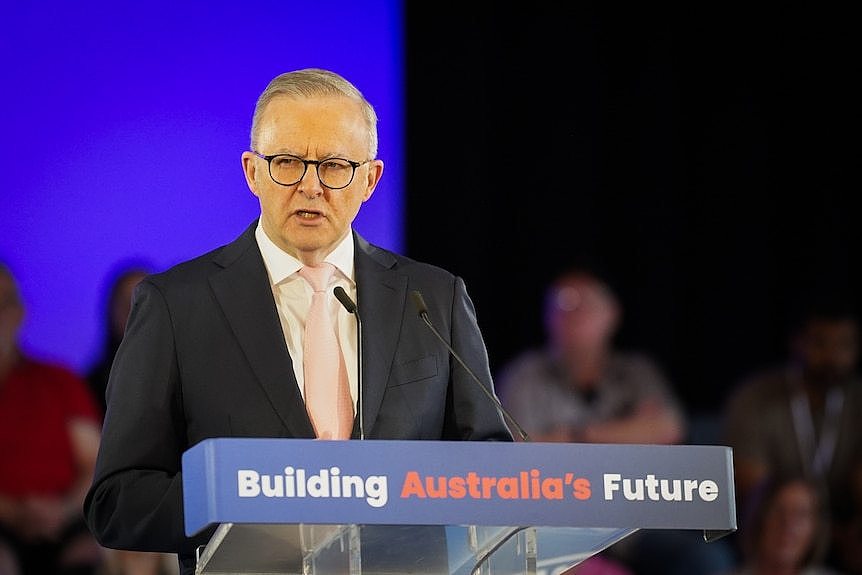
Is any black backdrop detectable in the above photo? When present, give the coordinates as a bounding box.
[404,4,861,416]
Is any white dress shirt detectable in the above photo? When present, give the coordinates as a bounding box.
[255,221,359,406]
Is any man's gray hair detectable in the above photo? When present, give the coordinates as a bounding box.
[249,68,378,159]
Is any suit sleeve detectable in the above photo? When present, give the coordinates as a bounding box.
[83,279,210,555]
[446,276,514,441]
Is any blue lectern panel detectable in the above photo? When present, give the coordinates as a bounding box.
[182,438,736,537]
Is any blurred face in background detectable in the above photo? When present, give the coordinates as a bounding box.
[795,317,859,387]
[757,480,821,570]
[544,274,620,357]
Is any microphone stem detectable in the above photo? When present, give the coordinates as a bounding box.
[419,313,530,442]
[333,286,364,440]
[356,314,364,440]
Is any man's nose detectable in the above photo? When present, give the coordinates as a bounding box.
[298,164,325,197]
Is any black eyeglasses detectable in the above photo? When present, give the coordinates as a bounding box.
[251,151,370,190]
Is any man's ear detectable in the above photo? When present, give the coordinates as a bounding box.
[361,159,384,201]
[241,151,261,198]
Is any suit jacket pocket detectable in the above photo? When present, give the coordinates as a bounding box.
[390,355,437,387]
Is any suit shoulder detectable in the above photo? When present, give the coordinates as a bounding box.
[147,223,258,289]
[358,236,457,282]
[394,252,457,281]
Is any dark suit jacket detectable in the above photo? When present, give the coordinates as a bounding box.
[83,220,512,570]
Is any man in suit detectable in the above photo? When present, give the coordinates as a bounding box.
[83,68,512,574]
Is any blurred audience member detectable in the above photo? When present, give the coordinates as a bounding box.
[86,261,178,575]
[722,295,862,571]
[86,262,152,417]
[0,261,103,575]
[496,267,734,575]
[726,474,841,575]
[496,267,686,444]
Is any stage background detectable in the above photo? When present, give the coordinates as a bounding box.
[404,3,861,417]
[2,2,859,423]
[0,1,404,374]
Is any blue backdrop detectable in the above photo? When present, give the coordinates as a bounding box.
[0,1,404,375]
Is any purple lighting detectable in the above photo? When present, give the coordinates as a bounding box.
[0,1,404,375]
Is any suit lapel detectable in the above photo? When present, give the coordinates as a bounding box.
[354,233,405,436]
[209,223,315,438]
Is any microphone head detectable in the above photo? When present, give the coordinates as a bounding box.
[333,286,357,314]
[410,290,429,317]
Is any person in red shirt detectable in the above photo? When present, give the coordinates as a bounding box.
[0,262,103,575]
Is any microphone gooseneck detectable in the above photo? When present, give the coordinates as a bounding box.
[409,289,530,442]
[334,286,364,440]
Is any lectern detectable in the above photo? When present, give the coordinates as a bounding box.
[183,438,736,574]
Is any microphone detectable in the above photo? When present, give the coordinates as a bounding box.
[334,286,365,440]
[409,290,530,442]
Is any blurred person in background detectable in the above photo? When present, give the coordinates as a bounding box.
[87,262,153,417]
[726,474,841,575]
[722,294,862,572]
[495,267,686,444]
[0,261,103,575]
[496,267,734,575]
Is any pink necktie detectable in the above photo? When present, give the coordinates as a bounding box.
[299,263,354,440]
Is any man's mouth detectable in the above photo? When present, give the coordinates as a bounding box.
[297,210,322,219]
